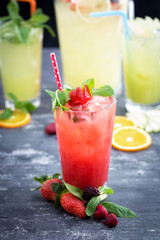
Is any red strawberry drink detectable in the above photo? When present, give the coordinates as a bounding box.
[51,81,116,190]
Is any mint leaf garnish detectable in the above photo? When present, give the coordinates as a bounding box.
[98,185,114,195]
[0,16,11,22]
[45,89,56,99]
[86,196,101,216]
[8,92,18,105]
[45,89,70,112]
[7,0,20,21]
[93,85,114,97]
[81,78,95,96]
[29,13,49,24]
[101,201,136,218]
[1,1,55,44]
[0,108,13,120]
[64,182,83,201]
[43,24,55,37]
[8,92,36,113]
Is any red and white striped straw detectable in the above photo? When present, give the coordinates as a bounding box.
[50,53,63,91]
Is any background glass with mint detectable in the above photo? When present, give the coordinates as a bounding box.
[0,0,54,108]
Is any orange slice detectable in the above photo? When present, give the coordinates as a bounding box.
[114,116,136,131]
[112,126,152,151]
[0,110,31,128]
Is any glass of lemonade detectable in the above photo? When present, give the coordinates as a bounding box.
[0,27,43,108]
[53,91,116,190]
[54,0,128,96]
[123,17,160,111]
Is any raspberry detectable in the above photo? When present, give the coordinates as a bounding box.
[93,205,108,219]
[105,213,118,228]
[45,123,56,135]
[83,186,100,201]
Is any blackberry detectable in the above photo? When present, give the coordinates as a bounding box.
[83,186,100,201]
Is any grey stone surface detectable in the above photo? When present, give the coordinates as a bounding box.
[0,48,160,240]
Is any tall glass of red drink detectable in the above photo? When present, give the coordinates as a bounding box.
[54,95,116,190]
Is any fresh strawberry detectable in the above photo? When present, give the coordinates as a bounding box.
[60,192,86,218]
[68,85,92,106]
[32,175,62,201]
[41,178,62,201]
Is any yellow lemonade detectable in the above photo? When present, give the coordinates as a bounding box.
[54,0,128,95]
[0,27,43,106]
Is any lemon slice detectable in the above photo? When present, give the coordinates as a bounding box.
[76,0,111,23]
[114,116,136,131]
[0,109,31,128]
[112,126,152,152]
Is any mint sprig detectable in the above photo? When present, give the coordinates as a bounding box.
[0,1,55,44]
[0,108,13,120]
[45,89,70,112]
[45,78,114,112]
[0,93,36,120]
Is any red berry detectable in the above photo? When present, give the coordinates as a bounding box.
[83,84,91,96]
[41,178,62,201]
[74,87,84,104]
[45,123,56,135]
[105,213,118,228]
[60,192,86,218]
[68,85,92,106]
[93,205,108,219]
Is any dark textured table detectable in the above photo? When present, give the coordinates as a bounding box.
[0,48,160,240]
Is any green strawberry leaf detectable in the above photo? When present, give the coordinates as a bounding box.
[54,197,61,209]
[64,182,83,201]
[98,185,114,195]
[33,176,44,184]
[30,186,41,191]
[0,108,13,120]
[100,201,136,218]
[51,182,63,194]
[93,85,114,97]
[39,175,50,181]
[52,173,61,179]
[81,78,94,95]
